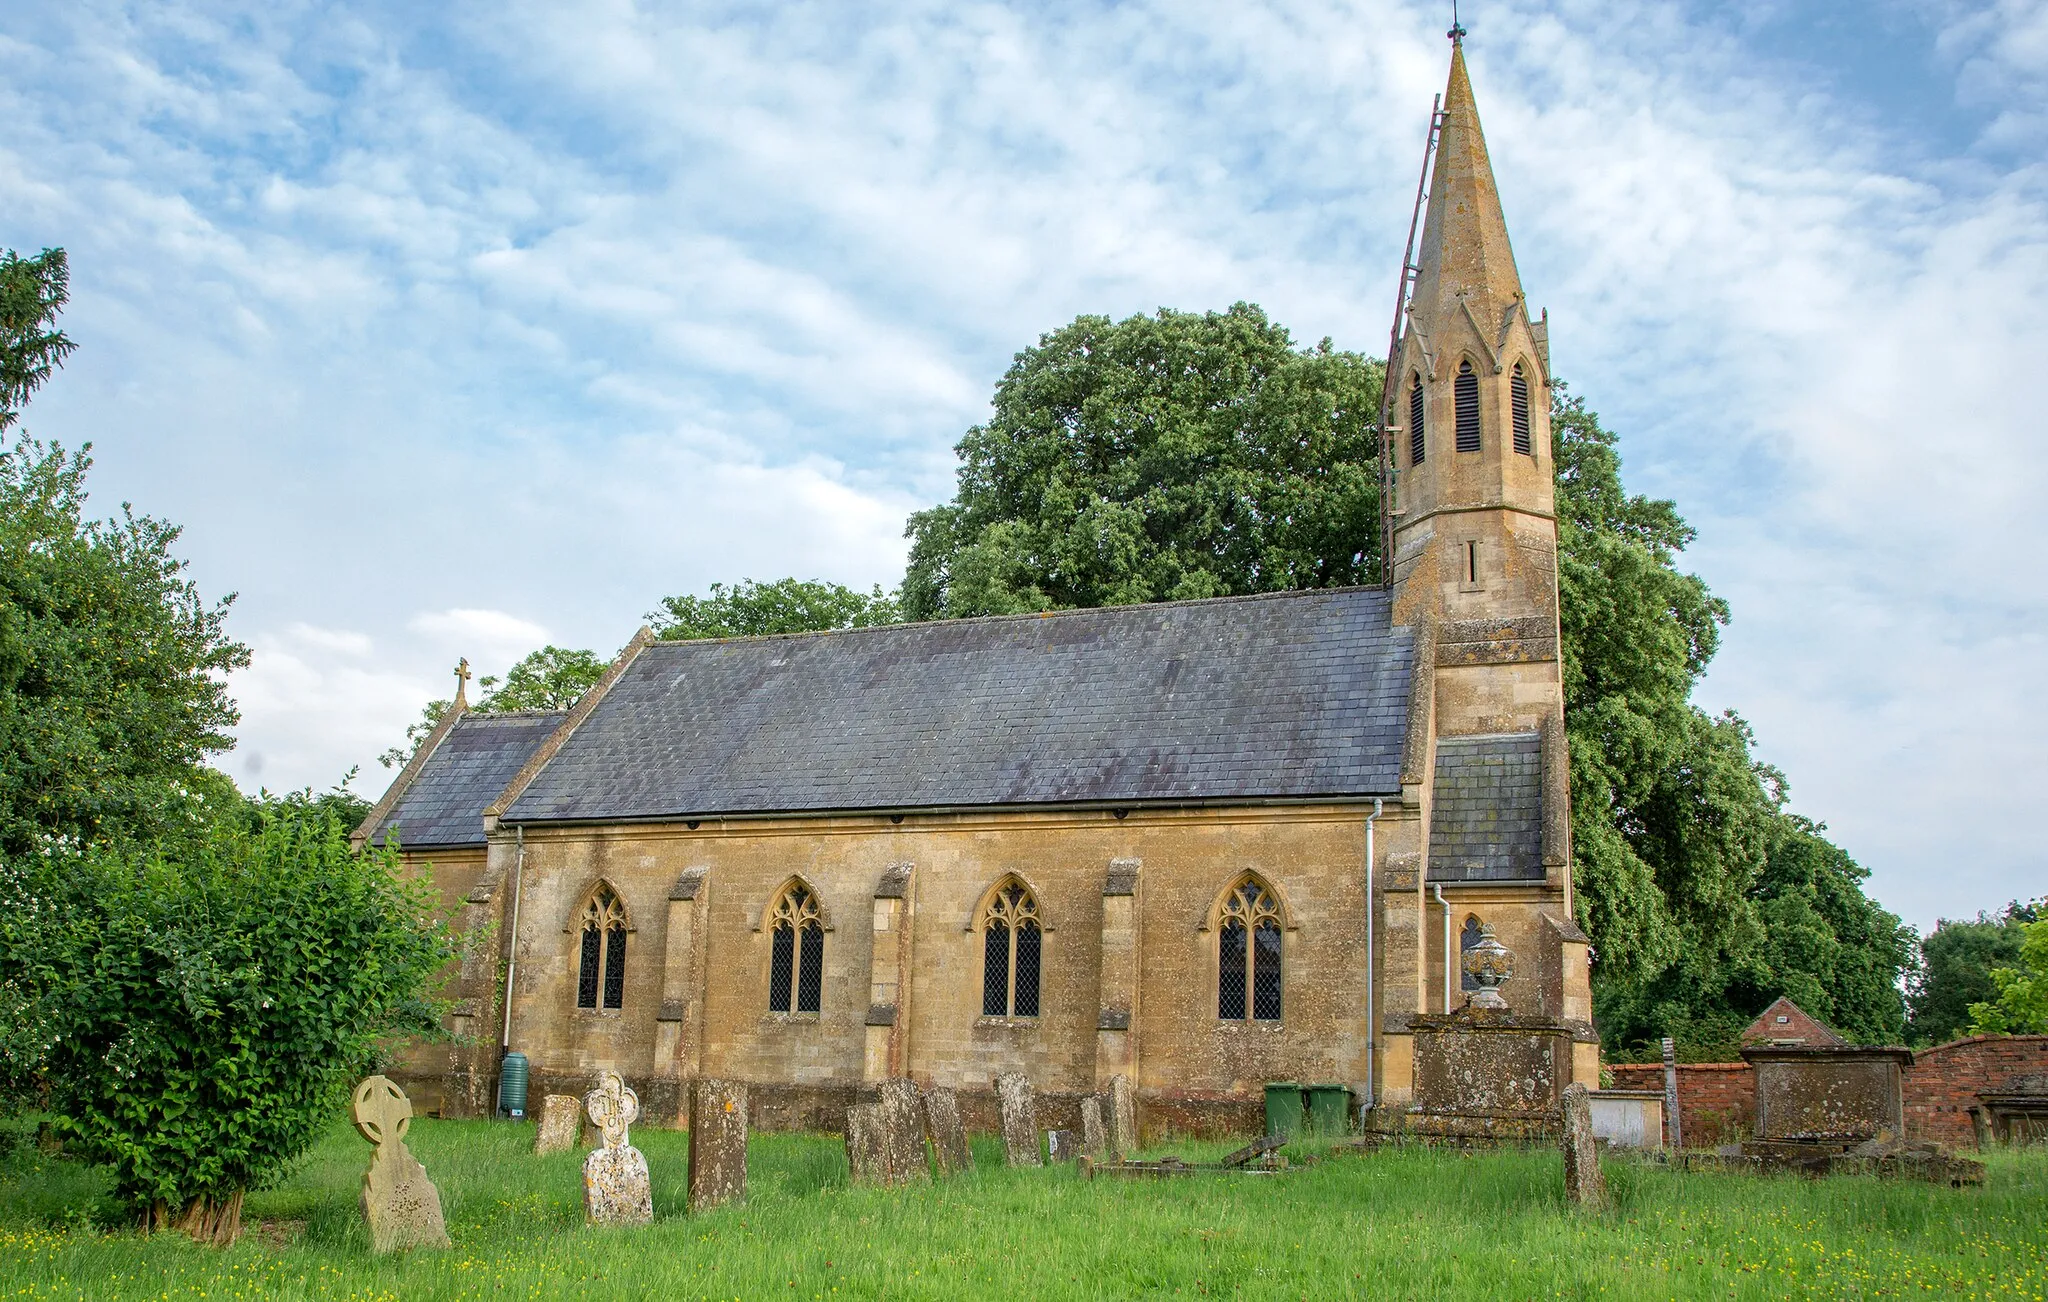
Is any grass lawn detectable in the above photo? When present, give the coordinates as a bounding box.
[0,1119,2043,1300]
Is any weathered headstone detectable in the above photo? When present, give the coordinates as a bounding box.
[1046,1128,1081,1162]
[996,1072,1041,1167]
[922,1086,972,1176]
[874,1079,930,1183]
[582,1071,653,1227]
[350,1075,451,1253]
[687,1078,748,1212]
[845,1102,887,1184]
[534,1094,582,1155]
[1080,1096,1109,1161]
[1560,1083,1608,1211]
[1107,1074,1137,1157]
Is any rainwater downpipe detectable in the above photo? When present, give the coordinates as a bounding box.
[1363,798,1383,1112]
[1431,882,1453,1013]
[500,826,525,1053]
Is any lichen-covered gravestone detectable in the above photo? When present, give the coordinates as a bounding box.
[1107,1073,1137,1157]
[876,1079,930,1183]
[995,1072,1041,1167]
[351,1076,451,1253]
[582,1071,653,1227]
[1560,1083,1607,1211]
[687,1078,748,1212]
[1080,1096,1109,1161]
[1046,1129,1081,1162]
[534,1094,582,1155]
[845,1102,887,1184]
[922,1086,972,1176]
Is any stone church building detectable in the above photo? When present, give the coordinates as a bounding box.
[359,37,1598,1135]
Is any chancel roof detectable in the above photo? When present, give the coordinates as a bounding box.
[367,710,566,848]
[503,587,1414,825]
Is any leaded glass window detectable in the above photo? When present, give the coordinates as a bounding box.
[576,886,627,1012]
[980,880,1042,1018]
[768,882,824,1014]
[1218,877,1282,1022]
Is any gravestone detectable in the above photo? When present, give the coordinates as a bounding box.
[1080,1096,1109,1161]
[687,1078,748,1212]
[845,1102,887,1184]
[350,1075,451,1253]
[922,1086,972,1176]
[875,1079,930,1183]
[1107,1074,1137,1157]
[534,1094,582,1155]
[582,1071,653,1227]
[995,1072,1040,1167]
[1559,1083,1607,1211]
[1046,1129,1081,1162]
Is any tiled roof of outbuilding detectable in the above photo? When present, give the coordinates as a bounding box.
[1428,732,1544,881]
[503,587,1414,824]
[368,710,566,848]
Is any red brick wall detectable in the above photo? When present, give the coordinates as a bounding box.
[1903,1035,2048,1149]
[1608,1063,1755,1147]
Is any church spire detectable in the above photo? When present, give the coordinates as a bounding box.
[1407,37,1526,346]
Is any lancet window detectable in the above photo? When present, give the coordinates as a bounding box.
[1217,876,1283,1021]
[768,881,825,1014]
[576,885,627,1011]
[1455,359,1481,453]
[1510,363,1533,456]
[980,879,1042,1018]
[1408,375,1426,466]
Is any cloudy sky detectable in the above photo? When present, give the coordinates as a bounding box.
[5,0,2044,930]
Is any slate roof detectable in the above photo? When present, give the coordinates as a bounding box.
[1428,732,1543,881]
[369,710,567,848]
[504,588,1414,824]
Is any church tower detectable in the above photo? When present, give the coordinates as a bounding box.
[1389,32,1559,737]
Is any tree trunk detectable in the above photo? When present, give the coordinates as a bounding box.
[172,1189,245,1247]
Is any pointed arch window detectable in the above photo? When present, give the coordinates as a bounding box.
[768,882,824,1014]
[576,886,628,1011]
[1217,876,1283,1021]
[1408,375,1426,466]
[1460,914,1486,992]
[980,879,1042,1018]
[1510,363,1532,456]
[1455,360,1481,453]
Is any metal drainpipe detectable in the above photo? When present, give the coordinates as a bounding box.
[1431,882,1452,1013]
[1363,798,1383,1113]
[500,826,525,1052]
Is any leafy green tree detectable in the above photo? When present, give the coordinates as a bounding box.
[650,577,901,640]
[378,647,608,768]
[0,251,250,855]
[1970,905,2048,1036]
[1,248,76,432]
[1,805,452,1243]
[1910,902,2039,1045]
[901,304,1383,619]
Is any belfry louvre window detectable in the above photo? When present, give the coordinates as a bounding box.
[1510,363,1533,456]
[980,880,1042,1018]
[768,882,824,1014]
[1217,876,1283,1021]
[576,886,627,1012]
[1408,376,1426,466]
[1455,360,1481,453]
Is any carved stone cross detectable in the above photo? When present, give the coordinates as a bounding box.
[349,1075,449,1252]
[585,1070,639,1151]
[453,657,473,706]
[352,1075,414,1151]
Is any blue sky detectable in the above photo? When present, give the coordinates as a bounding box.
[4,0,2044,931]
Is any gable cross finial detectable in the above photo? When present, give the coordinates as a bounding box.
[1449,0,1466,43]
[453,657,472,707]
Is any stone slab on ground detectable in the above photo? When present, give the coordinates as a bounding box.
[350,1075,451,1253]
[922,1086,972,1176]
[582,1072,653,1228]
[534,1094,581,1156]
[996,1072,1040,1167]
[1560,1083,1607,1211]
[687,1078,748,1212]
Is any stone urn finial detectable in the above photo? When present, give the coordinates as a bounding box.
[1461,923,1514,1010]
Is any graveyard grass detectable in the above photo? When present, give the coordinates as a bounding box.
[1,1121,2044,1300]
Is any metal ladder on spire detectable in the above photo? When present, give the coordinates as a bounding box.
[1379,95,1444,588]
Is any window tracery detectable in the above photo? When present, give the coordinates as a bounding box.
[1217,876,1283,1021]
[980,879,1042,1018]
[576,886,627,1012]
[768,881,824,1014]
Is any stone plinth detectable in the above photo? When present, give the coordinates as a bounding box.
[1741,1045,1912,1141]
[1559,1083,1606,1210]
[922,1086,971,1176]
[534,1094,581,1155]
[582,1072,653,1228]
[351,1076,451,1253]
[1369,1008,1570,1142]
[687,1078,748,1212]
[996,1073,1040,1166]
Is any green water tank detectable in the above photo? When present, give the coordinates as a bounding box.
[1304,1083,1352,1136]
[497,1051,530,1119]
[1263,1082,1304,1141]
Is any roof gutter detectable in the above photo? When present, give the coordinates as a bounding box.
[493,790,1410,831]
